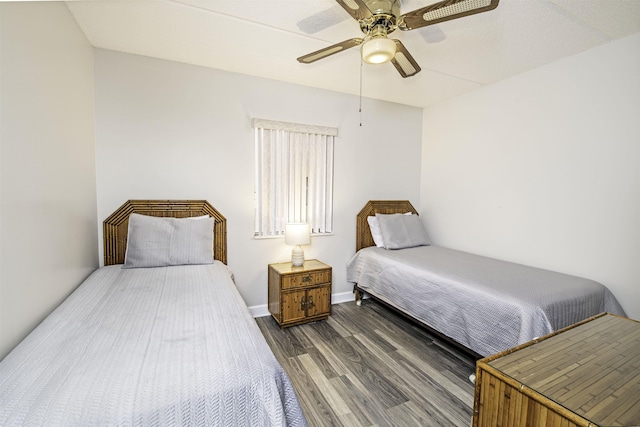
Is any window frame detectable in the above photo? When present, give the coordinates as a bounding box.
[252,118,336,239]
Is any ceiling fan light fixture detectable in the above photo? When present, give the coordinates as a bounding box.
[298,0,501,76]
[362,37,396,64]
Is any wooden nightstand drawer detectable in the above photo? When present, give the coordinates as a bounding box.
[268,259,332,328]
[282,270,330,289]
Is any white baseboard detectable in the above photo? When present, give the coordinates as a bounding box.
[331,291,356,305]
[249,291,356,318]
[250,305,271,318]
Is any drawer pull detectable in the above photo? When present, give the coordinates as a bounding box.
[302,275,313,283]
[301,297,307,310]
[308,295,315,309]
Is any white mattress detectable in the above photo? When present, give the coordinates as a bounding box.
[0,263,307,426]
[347,246,626,357]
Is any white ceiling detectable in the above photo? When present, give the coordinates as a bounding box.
[65,0,640,108]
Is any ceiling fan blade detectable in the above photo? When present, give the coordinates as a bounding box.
[390,40,421,78]
[335,0,373,22]
[297,38,364,64]
[398,0,499,31]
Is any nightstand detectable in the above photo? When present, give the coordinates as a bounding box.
[268,259,332,328]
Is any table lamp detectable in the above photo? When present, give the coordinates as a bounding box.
[285,223,310,267]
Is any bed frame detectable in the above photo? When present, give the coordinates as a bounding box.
[103,199,227,266]
[354,200,482,359]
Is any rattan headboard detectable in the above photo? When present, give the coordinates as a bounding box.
[103,200,227,266]
[356,200,419,252]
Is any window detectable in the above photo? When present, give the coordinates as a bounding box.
[253,118,336,238]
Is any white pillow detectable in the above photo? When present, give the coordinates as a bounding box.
[367,216,385,248]
[375,212,431,250]
[367,212,412,248]
[123,213,214,268]
[188,215,210,220]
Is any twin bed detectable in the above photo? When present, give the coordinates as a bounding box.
[347,200,626,358]
[0,200,306,426]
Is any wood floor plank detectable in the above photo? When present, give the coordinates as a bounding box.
[338,335,411,408]
[325,314,352,338]
[304,345,342,380]
[396,347,475,408]
[353,332,472,425]
[329,375,386,427]
[387,399,469,427]
[298,353,352,417]
[256,318,308,357]
[374,326,474,377]
[300,327,351,377]
[338,373,409,427]
[338,411,367,427]
[309,322,411,409]
[283,354,345,427]
[256,300,477,426]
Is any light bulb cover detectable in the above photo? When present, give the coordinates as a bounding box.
[362,37,396,64]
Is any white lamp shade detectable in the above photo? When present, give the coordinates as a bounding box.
[362,37,396,64]
[285,223,311,246]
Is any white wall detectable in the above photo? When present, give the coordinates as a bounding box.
[0,3,98,359]
[93,49,423,310]
[421,34,640,320]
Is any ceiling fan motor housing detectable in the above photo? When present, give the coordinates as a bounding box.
[364,0,400,16]
[359,0,400,35]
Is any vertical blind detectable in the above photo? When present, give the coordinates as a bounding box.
[253,119,336,237]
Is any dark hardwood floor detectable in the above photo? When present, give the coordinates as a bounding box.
[256,300,478,427]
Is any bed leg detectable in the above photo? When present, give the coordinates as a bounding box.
[353,286,362,307]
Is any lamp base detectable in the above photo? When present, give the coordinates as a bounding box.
[291,245,304,267]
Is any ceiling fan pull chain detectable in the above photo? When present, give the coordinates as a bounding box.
[359,54,363,127]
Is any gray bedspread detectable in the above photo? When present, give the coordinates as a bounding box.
[347,246,626,357]
[0,263,307,426]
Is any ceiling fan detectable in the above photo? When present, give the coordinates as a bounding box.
[297,0,499,78]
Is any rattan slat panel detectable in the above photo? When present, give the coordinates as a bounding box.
[103,200,227,266]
